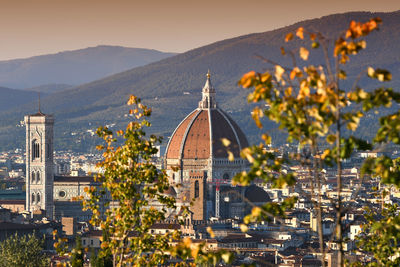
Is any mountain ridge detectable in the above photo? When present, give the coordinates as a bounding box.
[0,45,177,89]
[0,11,399,151]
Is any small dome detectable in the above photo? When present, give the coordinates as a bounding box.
[244,185,271,203]
[165,73,248,160]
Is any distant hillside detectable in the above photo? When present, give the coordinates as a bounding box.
[0,87,44,112]
[0,46,177,89]
[0,11,399,151]
[25,84,72,94]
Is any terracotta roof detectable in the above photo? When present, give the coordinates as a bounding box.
[165,74,248,160]
[183,110,210,159]
[165,108,248,160]
[166,110,198,159]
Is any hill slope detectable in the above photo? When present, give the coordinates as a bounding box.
[0,87,45,112]
[0,46,177,89]
[0,11,399,151]
[25,84,73,94]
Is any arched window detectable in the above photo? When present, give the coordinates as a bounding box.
[31,193,35,203]
[32,139,40,160]
[36,193,41,204]
[194,180,199,198]
[36,172,41,183]
[31,172,36,183]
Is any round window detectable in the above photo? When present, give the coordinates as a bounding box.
[59,191,66,198]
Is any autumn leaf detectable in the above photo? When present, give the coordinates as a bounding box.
[221,138,231,147]
[206,226,216,238]
[296,27,304,39]
[240,224,249,232]
[299,47,309,61]
[227,151,235,161]
[290,67,302,80]
[275,65,285,81]
[285,32,294,42]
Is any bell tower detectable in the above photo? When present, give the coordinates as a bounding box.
[25,109,54,219]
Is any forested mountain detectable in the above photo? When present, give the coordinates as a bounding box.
[0,46,176,89]
[0,11,399,151]
[0,87,45,112]
[24,84,73,94]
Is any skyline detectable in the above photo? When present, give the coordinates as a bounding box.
[0,0,398,60]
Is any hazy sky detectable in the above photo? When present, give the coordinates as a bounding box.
[0,0,398,60]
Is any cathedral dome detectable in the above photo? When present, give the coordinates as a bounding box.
[165,72,248,160]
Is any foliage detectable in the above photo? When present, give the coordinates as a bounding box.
[81,95,178,266]
[77,95,233,266]
[90,247,113,267]
[353,201,400,267]
[236,17,397,266]
[0,233,49,267]
[70,235,84,267]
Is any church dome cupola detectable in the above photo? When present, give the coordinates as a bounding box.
[165,72,248,161]
[198,70,217,109]
[164,72,250,220]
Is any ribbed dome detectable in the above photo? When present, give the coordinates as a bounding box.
[165,72,248,160]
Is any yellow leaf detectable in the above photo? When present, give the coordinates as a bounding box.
[206,226,215,238]
[251,206,262,217]
[221,252,232,263]
[251,106,263,128]
[347,122,358,131]
[367,67,375,77]
[191,244,200,258]
[183,237,192,247]
[296,27,304,39]
[285,32,294,42]
[239,71,256,88]
[241,147,255,163]
[299,47,309,61]
[261,134,271,144]
[240,224,249,233]
[290,67,302,80]
[127,95,137,105]
[275,65,285,82]
[261,72,271,82]
[221,138,231,147]
[299,82,310,98]
[227,151,235,162]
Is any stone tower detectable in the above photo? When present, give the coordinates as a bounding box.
[189,171,206,222]
[25,110,54,219]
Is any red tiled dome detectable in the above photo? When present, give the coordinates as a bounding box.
[165,73,248,160]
